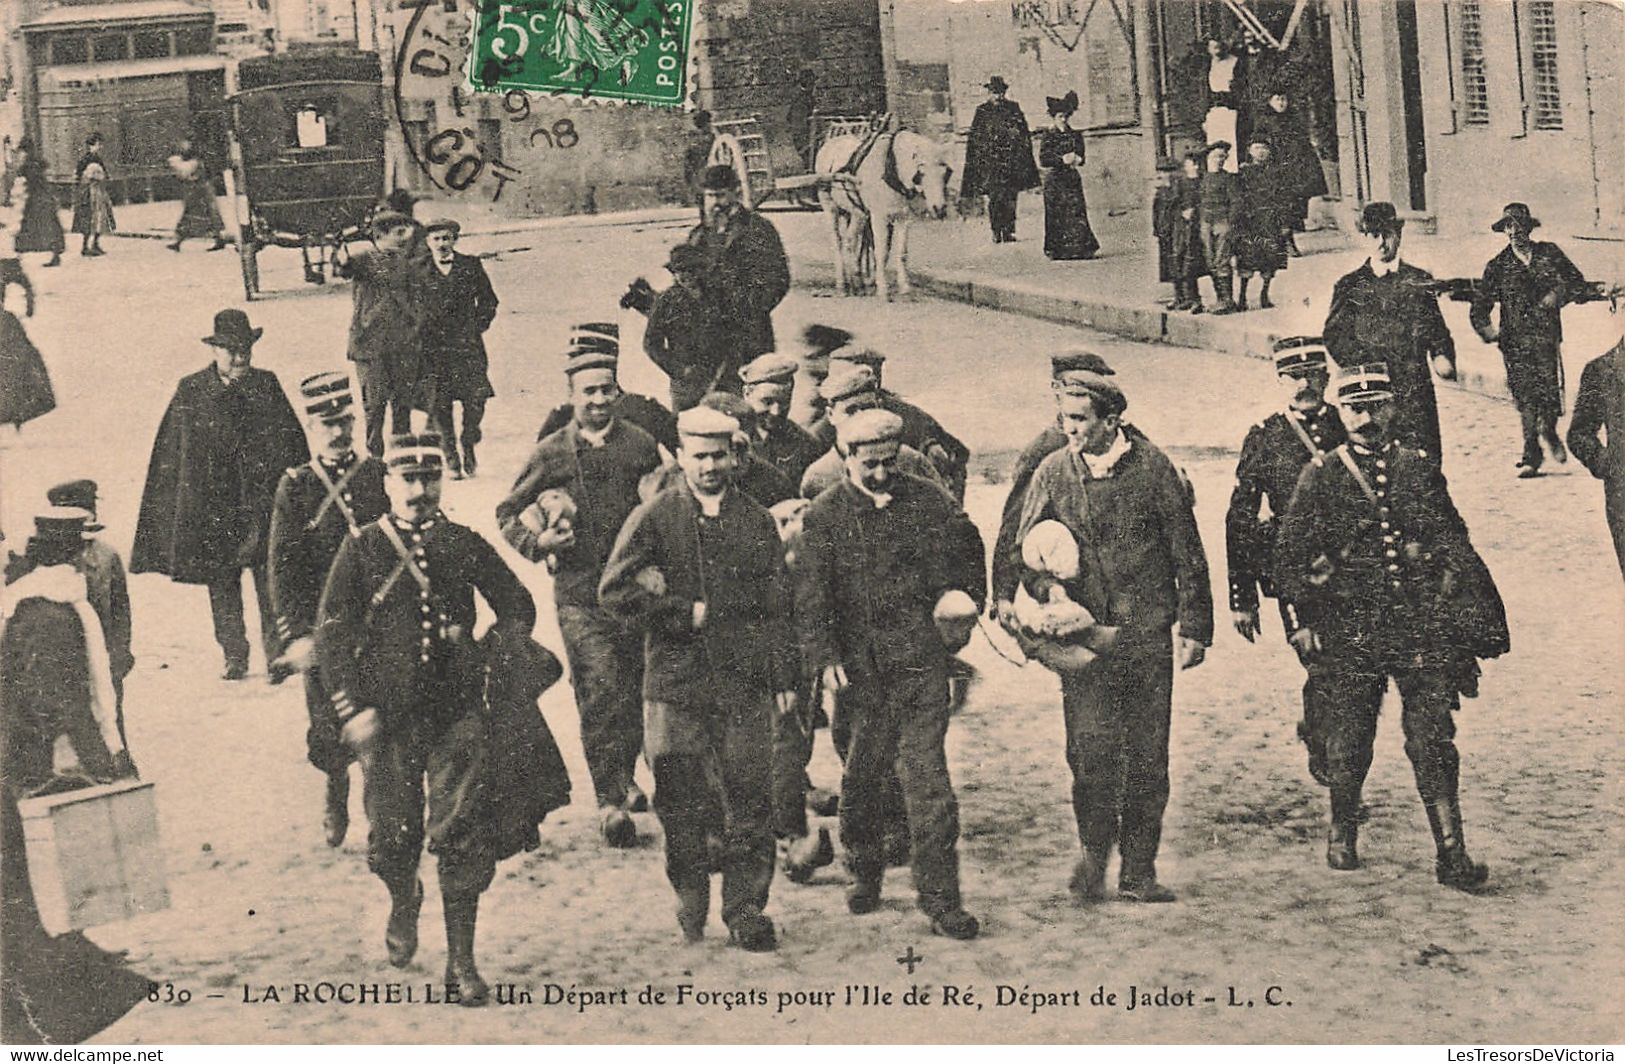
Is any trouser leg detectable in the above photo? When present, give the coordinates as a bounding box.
[361,721,428,891]
[1516,400,1543,467]
[838,680,901,881]
[988,187,1017,239]
[770,680,815,839]
[652,750,712,892]
[206,570,249,666]
[427,378,459,465]
[1394,667,1460,805]
[1116,637,1174,886]
[892,669,961,915]
[556,604,643,807]
[1060,662,1122,858]
[1606,476,1625,581]
[356,361,389,458]
[461,396,486,448]
[719,690,775,926]
[1321,656,1384,826]
[249,561,276,665]
[424,711,496,898]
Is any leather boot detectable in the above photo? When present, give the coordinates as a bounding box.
[1259,277,1274,308]
[323,770,349,848]
[442,894,489,1006]
[1427,798,1489,891]
[461,439,478,477]
[676,880,709,943]
[1326,819,1359,870]
[1068,846,1107,903]
[385,878,423,967]
[1211,272,1239,314]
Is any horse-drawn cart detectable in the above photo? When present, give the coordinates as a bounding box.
[225,48,387,299]
[707,114,878,210]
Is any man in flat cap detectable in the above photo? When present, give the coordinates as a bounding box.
[686,165,791,374]
[829,346,970,500]
[645,243,729,413]
[35,479,133,751]
[419,218,499,479]
[641,392,796,507]
[796,407,987,939]
[267,372,390,847]
[1225,338,1345,784]
[318,421,535,1005]
[1469,202,1590,478]
[1567,298,1625,579]
[792,323,855,445]
[1324,202,1458,460]
[1004,363,1211,904]
[1275,365,1507,889]
[740,353,825,487]
[599,406,796,950]
[961,76,1040,244]
[133,310,309,681]
[334,211,427,458]
[992,349,1116,625]
[497,328,665,847]
[1199,141,1241,314]
[799,364,947,499]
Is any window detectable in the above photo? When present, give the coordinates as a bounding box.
[93,34,130,62]
[50,36,90,65]
[1459,0,1489,125]
[133,30,172,59]
[1528,0,1562,129]
[175,26,212,56]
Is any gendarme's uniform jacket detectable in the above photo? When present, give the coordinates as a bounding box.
[1273,441,1509,665]
[267,454,389,646]
[1224,404,1345,615]
[599,483,798,706]
[796,474,987,685]
[496,418,664,609]
[316,512,536,725]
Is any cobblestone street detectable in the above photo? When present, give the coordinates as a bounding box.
[3,214,1621,1044]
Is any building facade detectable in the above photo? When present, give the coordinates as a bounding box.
[880,0,1623,239]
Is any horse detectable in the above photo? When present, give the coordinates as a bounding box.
[815,128,951,302]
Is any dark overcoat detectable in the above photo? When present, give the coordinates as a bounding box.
[599,483,798,707]
[685,209,790,363]
[961,99,1040,197]
[479,628,570,862]
[1323,262,1457,458]
[421,253,499,401]
[131,367,308,584]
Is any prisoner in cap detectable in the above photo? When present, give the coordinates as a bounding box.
[740,353,800,428]
[838,408,905,497]
[676,405,740,497]
[820,364,882,428]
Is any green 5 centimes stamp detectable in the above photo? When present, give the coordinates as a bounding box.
[469,0,694,107]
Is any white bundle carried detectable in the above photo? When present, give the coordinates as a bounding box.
[1012,520,1118,671]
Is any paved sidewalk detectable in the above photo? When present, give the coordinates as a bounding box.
[771,198,1625,407]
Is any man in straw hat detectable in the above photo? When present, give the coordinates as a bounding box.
[317,418,535,1005]
[1567,288,1625,578]
[497,324,665,847]
[1469,202,1590,478]
[1275,364,1507,890]
[1004,357,1211,905]
[267,371,390,847]
[1323,201,1458,460]
[599,405,797,950]
[961,75,1040,244]
[334,210,426,458]
[419,217,499,479]
[132,309,308,681]
[1225,338,1345,785]
[795,407,987,939]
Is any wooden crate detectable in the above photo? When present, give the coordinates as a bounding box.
[18,780,170,936]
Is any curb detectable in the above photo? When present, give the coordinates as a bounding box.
[788,256,1514,406]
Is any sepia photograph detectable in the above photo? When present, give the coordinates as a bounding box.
[0,0,1621,1047]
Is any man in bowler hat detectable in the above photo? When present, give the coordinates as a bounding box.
[132,310,308,680]
[1323,202,1458,460]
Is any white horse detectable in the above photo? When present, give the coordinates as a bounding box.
[815,129,951,302]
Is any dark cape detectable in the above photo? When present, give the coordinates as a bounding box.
[131,366,309,584]
[12,159,64,255]
[1,309,55,428]
[478,629,570,862]
[961,98,1041,197]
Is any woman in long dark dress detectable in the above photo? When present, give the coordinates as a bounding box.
[69,134,115,257]
[1037,91,1099,261]
[10,141,64,268]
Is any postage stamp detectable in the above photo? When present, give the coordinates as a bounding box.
[467,0,694,106]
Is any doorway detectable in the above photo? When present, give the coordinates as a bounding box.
[1394,0,1428,210]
